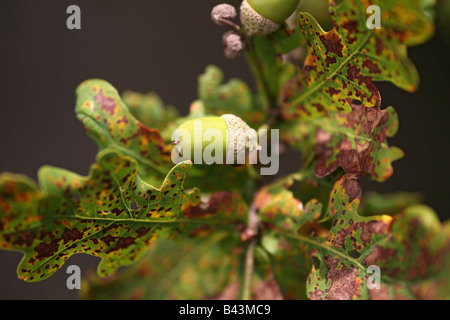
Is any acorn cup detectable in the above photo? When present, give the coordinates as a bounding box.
[240,0,301,37]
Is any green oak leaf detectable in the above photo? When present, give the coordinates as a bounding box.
[0,149,247,282]
[197,65,264,126]
[306,174,449,300]
[281,0,435,119]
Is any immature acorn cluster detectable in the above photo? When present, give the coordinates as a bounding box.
[211,0,301,58]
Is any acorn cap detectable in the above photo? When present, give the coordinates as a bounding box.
[240,0,279,37]
[221,114,259,163]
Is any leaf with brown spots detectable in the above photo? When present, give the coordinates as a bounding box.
[314,100,404,182]
[304,174,450,300]
[257,174,448,300]
[0,149,247,282]
[281,99,403,182]
[281,0,434,120]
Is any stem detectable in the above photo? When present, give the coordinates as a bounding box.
[240,203,260,300]
[241,203,259,241]
[216,18,241,31]
[245,38,277,113]
[241,237,257,300]
[244,37,289,188]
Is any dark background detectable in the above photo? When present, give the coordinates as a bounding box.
[0,0,448,299]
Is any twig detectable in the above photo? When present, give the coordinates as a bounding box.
[216,18,241,31]
[244,37,277,113]
[241,237,257,300]
[240,203,260,300]
[240,203,259,241]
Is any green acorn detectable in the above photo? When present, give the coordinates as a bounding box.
[240,0,301,37]
[172,114,259,164]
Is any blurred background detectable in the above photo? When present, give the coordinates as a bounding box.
[0,0,448,299]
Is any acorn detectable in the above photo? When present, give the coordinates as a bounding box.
[211,3,237,26]
[222,31,247,59]
[239,0,301,37]
[172,114,260,164]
